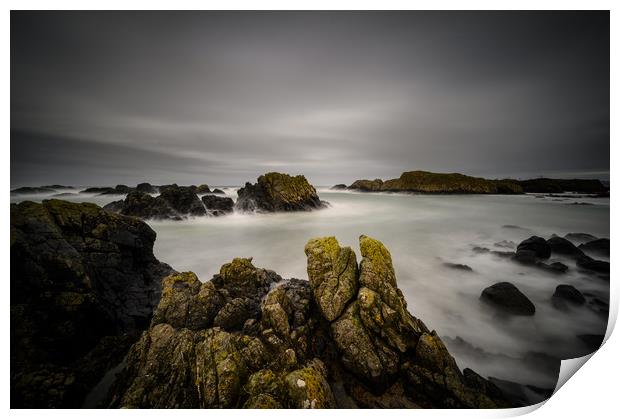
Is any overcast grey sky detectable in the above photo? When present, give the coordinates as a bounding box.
[11,11,609,187]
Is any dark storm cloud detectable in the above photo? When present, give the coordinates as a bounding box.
[11,11,609,186]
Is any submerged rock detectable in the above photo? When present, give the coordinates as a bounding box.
[564,233,598,244]
[110,236,511,408]
[202,194,234,216]
[443,262,474,271]
[11,200,173,407]
[80,187,116,194]
[578,238,609,257]
[552,285,586,308]
[547,236,584,257]
[480,282,535,316]
[576,255,610,274]
[212,188,226,194]
[330,184,347,190]
[235,172,328,213]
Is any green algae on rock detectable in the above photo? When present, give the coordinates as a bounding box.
[109,235,511,408]
[235,172,328,212]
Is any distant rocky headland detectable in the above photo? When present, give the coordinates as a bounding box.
[339,170,608,195]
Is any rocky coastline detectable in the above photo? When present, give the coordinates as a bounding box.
[341,170,608,195]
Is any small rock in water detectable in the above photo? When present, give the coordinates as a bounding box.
[494,240,516,249]
[480,282,536,316]
[442,262,473,271]
[576,255,610,274]
[578,238,609,257]
[547,236,584,257]
[552,285,586,309]
[516,236,551,259]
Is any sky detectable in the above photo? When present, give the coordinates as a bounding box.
[11,11,610,187]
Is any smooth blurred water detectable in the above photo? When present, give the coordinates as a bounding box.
[12,187,609,390]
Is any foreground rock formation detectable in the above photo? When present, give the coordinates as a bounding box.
[11,200,173,407]
[109,235,511,408]
[346,171,608,195]
[235,172,328,212]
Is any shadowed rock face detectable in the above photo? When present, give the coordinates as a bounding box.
[110,235,511,409]
[480,282,536,316]
[104,186,206,220]
[10,200,173,408]
[235,172,328,212]
[201,194,234,216]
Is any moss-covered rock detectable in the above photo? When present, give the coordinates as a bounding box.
[235,172,328,212]
[305,237,358,321]
[284,360,336,408]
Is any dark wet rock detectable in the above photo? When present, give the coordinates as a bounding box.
[577,255,610,274]
[330,184,347,190]
[578,238,609,257]
[516,236,551,259]
[547,236,584,257]
[159,186,206,216]
[42,184,74,189]
[104,186,206,220]
[564,233,598,244]
[211,188,226,194]
[99,185,135,195]
[136,182,157,194]
[202,194,234,216]
[552,285,586,309]
[443,262,473,271]
[235,172,328,212]
[80,187,116,194]
[195,184,211,194]
[473,246,514,258]
[577,334,605,351]
[480,282,535,316]
[52,192,78,197]
[11,186,57,194]
[110,236,511,408]
[488,377,554,407]
[11,200,173,407]
[535,261,568,274]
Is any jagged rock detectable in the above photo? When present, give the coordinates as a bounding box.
[10,200,173,407]
[109,236,511,408]
[235,172,328,212]
[516,236,551,259]
[159,185,206,216]
[305,237,358,322]
[136,182,157,193]
[579,238,609,257]
[212,188,226,194]
[480,282,535,316]
[195,184,211,194]
[552,285,586,308]
[576,255,610,274]
[547,236,584,257]
[104,186,206,220]
[202,195,234,216]
[330,184,347,190]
